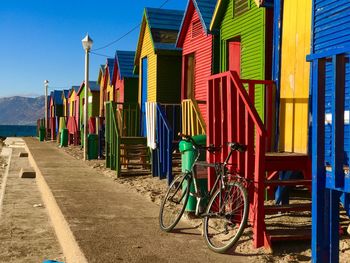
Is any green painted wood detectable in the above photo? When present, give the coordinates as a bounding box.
[156,55,182,103]
[124,78,139,103]
[219,0,266,118]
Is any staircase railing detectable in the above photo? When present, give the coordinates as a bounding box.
[106,102,140,176]
[207,71,271,248]
[181,99,206,136]
[155,103,181,184]
[105,102,121,176]
[116,102,139,137]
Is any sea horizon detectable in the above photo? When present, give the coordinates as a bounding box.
[0,124,37,137]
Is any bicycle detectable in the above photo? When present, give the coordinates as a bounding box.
[159,134,249,253]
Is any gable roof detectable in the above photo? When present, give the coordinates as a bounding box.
[50,90,63,105]
[69,85,81,98]
[115,50,138,79]
[210,0,261,31]
[77,81,100,96]
[134,8,184,69]
[177,0,217,47]
[62,89,69,99]
[106,58,115,84]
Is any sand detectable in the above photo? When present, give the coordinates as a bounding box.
[61,143,350,263]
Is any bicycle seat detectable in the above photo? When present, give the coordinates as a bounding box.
[227,142,247,152]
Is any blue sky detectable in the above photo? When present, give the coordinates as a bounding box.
[0,0,187,97]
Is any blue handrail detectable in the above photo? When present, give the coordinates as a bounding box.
[155,103,181,184]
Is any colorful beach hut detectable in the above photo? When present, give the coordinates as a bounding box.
[307,1,350,261]
[48,90,64,140]
[77,81,100,137]
[105,58,116,103]
[134,7,183,137]
[114,50,139,104]
[176,0,218,135]
[98,65,107,118]
[67,85,80,145]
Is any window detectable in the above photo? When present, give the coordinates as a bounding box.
[191,20,202,38]
[234,0,250,17]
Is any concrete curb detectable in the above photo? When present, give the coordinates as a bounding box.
[24,141,88,263]
[0,147,13,219]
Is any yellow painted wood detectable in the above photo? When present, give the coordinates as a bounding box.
[106,73,114,102]
[98,67,106,117]
[63,97,68,117]
[279,0,311,154]
[69,90,77,117]
[138,25,157,104]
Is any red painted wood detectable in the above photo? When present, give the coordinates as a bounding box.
[177,1,214,122]
[114,62,125,103]
[228,41,241,76]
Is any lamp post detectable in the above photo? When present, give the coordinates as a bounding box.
[82,34,93,160]
[44,80,49,138]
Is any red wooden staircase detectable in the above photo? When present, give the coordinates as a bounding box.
[207,71,311,249]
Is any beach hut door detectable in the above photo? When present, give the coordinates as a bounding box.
[228,41,241,76]
[185,53,195,99]
[141,57,148,136]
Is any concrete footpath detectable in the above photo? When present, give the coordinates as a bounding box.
[24,138,245,263]
[0,138,64,263]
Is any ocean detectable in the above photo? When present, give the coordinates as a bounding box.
[0,125,37,137]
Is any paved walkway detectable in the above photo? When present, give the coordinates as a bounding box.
[0,138,63,263]
[24,137,246,263]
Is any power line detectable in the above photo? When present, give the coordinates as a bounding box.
[90,51,110,58]
[91,0,172,52]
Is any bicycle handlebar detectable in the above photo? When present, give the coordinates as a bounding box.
[178,133,247,154]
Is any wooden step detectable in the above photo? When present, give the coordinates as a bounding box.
[268,229,311,242]
[265,152,310,172]
[120,154,149,158]
[265,179,311,187]
[119,170,151,176]
[264,203,311,214]
[120,136,147,145]
[120,163,150,166]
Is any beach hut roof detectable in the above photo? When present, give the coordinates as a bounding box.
[134,8,184,70]
[51,90,63,105]
[115,50,138,79]
[68,86,80,98]
[63,89,69,98]
[210,0,261,31]
[77,81,100,95]
[107,58,115,84]
[177,0,217,46]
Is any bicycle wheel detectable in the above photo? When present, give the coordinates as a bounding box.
[203,181,249,253]
[159,173,191,232]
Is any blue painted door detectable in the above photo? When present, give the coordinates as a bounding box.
[141,57,148,136]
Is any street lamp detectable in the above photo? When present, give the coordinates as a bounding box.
[82,34,93,160]
[44,80,49,138]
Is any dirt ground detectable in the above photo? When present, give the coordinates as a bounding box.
[61,144,350,263]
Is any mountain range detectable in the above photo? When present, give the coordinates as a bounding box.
[0,96,45,125]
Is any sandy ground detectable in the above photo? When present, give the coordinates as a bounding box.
[60,143,350,262]
[0,138,64,263]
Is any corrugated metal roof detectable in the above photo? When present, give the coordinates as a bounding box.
[72,86,80,93]
[107,58,115,83]
[146,8,184,51]
[51,90,63,105]
[177,0,217,46]
[77,81,100,95]
[145,8,184,31]
[88,81,100,92]
[63,89,69,99]
[115,50,138,79]
[195,0,217,31]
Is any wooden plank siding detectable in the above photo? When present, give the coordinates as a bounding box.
[98,66,107,117]
[219,0,267,118]
[279,0,312,153]
[115,62,125,103]
[179,5,214,121]
[139,25,158,103]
